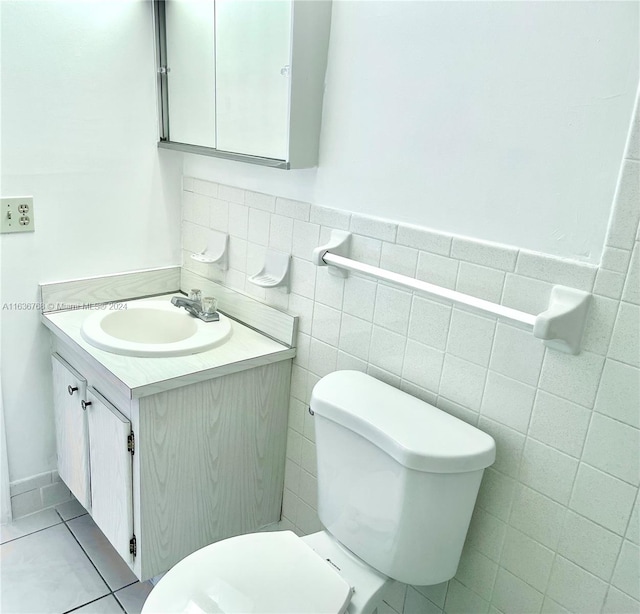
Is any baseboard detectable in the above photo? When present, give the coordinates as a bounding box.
[9,470,73,519]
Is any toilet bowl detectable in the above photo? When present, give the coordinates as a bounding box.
[141,529,391,614]
[142,370,496,614]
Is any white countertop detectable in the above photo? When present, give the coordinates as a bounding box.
[42,295,295,399]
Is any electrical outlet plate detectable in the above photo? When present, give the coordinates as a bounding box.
[1,196,35,233]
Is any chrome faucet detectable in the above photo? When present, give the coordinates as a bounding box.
[171,293,219,322]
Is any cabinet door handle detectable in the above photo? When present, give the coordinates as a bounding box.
[81,400,92,411]
[68,385,78,395]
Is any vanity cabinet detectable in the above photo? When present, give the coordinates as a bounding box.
[49,346,291,581]
[51,354,91,511]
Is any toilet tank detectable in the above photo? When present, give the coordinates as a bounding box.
[310,371,496,586]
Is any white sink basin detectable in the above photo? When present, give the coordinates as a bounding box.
[80,300,232,357]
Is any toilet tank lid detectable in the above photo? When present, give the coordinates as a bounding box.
[310,371,496,473]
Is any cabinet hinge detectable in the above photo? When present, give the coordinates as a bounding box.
[127,432,135,455]
[129,535,137,558]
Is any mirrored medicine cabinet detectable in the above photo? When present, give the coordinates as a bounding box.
[153,0,332,169]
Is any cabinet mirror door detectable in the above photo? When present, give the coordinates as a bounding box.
[86,388,134,566]
[51,354,91,511]
[158,0,291,163]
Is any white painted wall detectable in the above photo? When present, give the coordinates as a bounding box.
[185,0,639,262]
[0,1,182,482]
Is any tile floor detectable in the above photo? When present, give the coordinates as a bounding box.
[1,500,154,614]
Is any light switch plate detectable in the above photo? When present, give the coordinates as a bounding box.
[1,196,35,233]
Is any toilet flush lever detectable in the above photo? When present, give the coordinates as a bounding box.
[308,407,314,416]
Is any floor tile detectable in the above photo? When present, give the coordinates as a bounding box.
[71,595,125,614]
[56,498,88,522]
[0,524,109,613]
[67,514,137,591]
[114,582,154,614]
[0,508,62,545]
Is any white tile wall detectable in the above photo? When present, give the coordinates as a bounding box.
[179,99,639,614]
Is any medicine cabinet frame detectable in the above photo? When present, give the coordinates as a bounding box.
[152,0,332,169]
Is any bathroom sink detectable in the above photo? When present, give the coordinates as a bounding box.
[80,300,232,357]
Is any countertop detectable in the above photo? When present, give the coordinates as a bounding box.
[42,294,296,399]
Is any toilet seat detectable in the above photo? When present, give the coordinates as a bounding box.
[141,531,353,614]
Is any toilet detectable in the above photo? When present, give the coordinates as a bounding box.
[142,370,496,614]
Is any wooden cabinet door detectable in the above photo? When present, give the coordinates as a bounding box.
[85,387,134,567]
[51,354,91,511]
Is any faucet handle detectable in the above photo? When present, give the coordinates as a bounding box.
[188,288,202,304]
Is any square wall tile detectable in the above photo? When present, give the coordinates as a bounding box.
[528,391,591,457]
[502,273,554,317]
[402,340,444,393]
[557,510,622,581]
[380,242,418,277]
[475,468,516,522]
[570,463,637,535]
[594,268,626,299]
[607,159,640,250]
[408,296,451,351]
[373,284,412,335]
[489,323,545,386]
[307,339,338,379]
[581,295,618,355]
[595,359,640,428]
[602,587,640,614]
[456,263,505,303]
[509,485,565,549]
[351,234,382,266]
[538,350,604,408]
[582,413,640,485]
[291,220,320,261]
[481,372,535,433]
[518,439,578,505]
[516,251,597,291]
[311,303,341,347]
[404,586,442,614]
[245,190,275,212]
[444,579,489,614]
[546,556,608,613]
[343,275,377,322]
[465,507,507,562]
[455,547,498,601]
[414,582,448,609]
[247,208,270,245]
[290,257,316,299]
[601,246,632,273]
[491,567,543,614]
[451,238,518,272]
[609,302,640,368]
[310,204,351,230]
[478,418,525,479]
[369,326,406,377]
[350,213,397,242]
[416,251,459,290]
[439,355,487,411]
[396,224,452,255]
[208,198,229,232]
[499,527,554,592]
[275,197,310,221]
[339,313,372,362]
[268,214,294,252]
[314,268,345,308]
[217,184,243,203]
[447,310,496,367]
[622,242,639,305]
[612,540,640,600]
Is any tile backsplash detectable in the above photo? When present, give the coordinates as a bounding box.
[180,124,639,613]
